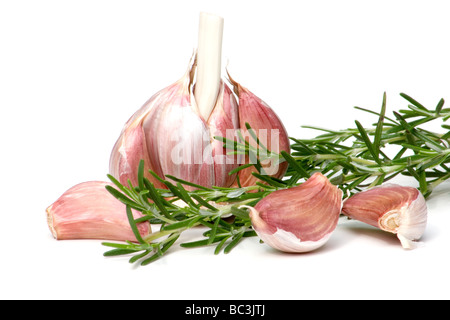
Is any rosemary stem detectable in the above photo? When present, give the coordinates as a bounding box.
[349,157,378,166]
[384,136,408,144]
[429,172,450,191]
[143,229,177,243]
[151,211,179,225]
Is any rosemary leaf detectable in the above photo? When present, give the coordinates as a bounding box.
[355,120,381,165]
[141,234,180,266]
[400,92,428,111]
[126,205,146,244]
[435,98,445,114]
[103,248,139,257]
[224,232,245,254]
[165,174,212,191]
[373,92,387,160]
[214,236,231,255]
[105,185,146,211]
[208,217,221,245]
[181,235,228,248]
[129,250,151,264]
[281,150,310,179]
[137,159,145,191]
[161,216,202,231]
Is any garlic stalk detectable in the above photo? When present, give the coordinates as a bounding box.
[194,12,224,121]
[342,184,428,249]
[244,173,343,253]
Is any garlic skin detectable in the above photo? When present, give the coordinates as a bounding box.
[341,184,427,249]
[228,74,291,187]
[47,181,151,242]
[245,173,343,253]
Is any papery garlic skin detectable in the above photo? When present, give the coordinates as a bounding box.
[47,181,151,242]
[246,172,343,253]
[341,184,427,249]
[250,221,334,253]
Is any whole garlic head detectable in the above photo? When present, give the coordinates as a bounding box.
[109,56,290,189]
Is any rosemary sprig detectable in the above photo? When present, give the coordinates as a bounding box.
[102,160,280,265]
[102,92,450,266]
[288,92,450,198]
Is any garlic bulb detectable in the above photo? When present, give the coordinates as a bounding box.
[109,13,290,189]
[47,181,151,242]
[245,173,343,253]
[341,183,428,249]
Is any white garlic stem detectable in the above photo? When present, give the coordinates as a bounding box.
[194,12,224,121]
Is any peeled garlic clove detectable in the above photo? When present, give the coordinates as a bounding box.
[341,184,428,249]
[47,181,151,242]
[227,73,290,187]
[245,172,343,253]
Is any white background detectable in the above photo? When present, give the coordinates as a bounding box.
[1,0,450,300]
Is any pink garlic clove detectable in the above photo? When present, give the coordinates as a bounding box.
[47,181,151,242]
[109,83,172,189]
[227,73,291,187]
[142,65,216,189]
[245,172,343,253]
[207,82,241,188]
[341,183,428,249]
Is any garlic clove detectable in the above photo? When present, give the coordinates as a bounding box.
[245,172,343,253]
[207,81,241,188]
[143,64,216,189]
[109,118,159,188]
[47,181,151,242]
[341,183,428,249]
[108,81,176,189]
[227,73,290,187]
